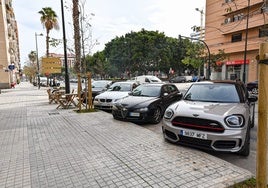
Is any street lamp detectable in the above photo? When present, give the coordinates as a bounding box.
[179,35,211,80]
[243,0,250,83]
[35,32,43,89]
[195,8,204,40]
[60,0,70,93]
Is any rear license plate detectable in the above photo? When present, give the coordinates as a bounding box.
[180,130,207,140]
[129,112,140,117]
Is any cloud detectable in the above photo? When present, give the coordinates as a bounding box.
[12,0,205,64]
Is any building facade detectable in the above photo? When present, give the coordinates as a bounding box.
[205,0,267,82]
[0,0,20,89]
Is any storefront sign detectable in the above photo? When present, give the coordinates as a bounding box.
[226,59,249,65]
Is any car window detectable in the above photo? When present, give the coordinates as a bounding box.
[184,84,240,103]
[108,83,132,91]
[92,81,110,88]
[132,85,161,97]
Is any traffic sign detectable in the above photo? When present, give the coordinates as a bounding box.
[41,57,62,74]
[8,64,15,70]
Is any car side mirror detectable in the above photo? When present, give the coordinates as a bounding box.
[248,95,258,103]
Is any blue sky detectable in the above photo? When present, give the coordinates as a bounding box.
[13,0,206,65]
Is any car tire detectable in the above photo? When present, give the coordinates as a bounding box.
[238,126,250,156]
[151,107,162,124]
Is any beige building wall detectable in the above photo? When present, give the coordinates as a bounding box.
[205,0,267,82]
[0,0,20,89]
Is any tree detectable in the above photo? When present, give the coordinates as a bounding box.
[181,39,206,76]
[72,0,81,73]
[38,7,59,57]
[24,51,38,83]
[104,29,185,78]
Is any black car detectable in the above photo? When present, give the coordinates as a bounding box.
[246,80,258,95]
[112,83,182,124]
[169,76,186,83]
[82,80,113,103]
[91,80,113,98]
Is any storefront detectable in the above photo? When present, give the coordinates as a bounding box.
[225,59,249,80]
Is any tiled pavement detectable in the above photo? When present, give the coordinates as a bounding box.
[0,82,253,188]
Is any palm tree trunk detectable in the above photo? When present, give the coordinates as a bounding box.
[46,29,50,57]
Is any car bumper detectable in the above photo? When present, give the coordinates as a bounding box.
[94,102,113,110]
[162,120,247,153]
[112,109,152,123]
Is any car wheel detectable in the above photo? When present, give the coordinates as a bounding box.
[112,113,119,120]
[238,126,250,156]
[151,107,162,124]
[251,87,258,95]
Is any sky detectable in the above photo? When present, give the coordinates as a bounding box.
[12,0,206,65]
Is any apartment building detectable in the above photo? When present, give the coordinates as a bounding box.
[0,0,20,89]
[205,0,267,82]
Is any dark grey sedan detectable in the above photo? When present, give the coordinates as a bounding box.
[112,83,182,124]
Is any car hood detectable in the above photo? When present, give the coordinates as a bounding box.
[95,91,129,100]
[170,100,247,117]
[117,96,158,108]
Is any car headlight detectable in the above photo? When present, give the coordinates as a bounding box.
[112,105,118,110]
[225,115,244,128]
[164,108,174,119]
[136,107,148,112]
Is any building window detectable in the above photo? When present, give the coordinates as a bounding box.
[231,33,242,42]
[224,0,233,3]
[259,28,268,37]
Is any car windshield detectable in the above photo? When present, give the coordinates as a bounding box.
[132,85,161,97]
[92,81,109,88]
[184,83,240,103]
[108,83,132,92]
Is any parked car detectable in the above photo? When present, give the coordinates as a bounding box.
[169,76,186,83]
[162,80,258,156]
[128,75,163,84]
[246,80,258,95]
[94,81,139,111]
[112,83,182,124]
[91,80,113,99]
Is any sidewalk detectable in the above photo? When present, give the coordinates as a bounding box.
[0,82,253,188]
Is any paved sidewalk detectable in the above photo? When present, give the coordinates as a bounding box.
[0,82,253,188]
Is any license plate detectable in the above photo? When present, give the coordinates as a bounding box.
[180,130,207,140]
[129,112,140,117]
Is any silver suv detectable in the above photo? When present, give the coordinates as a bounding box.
[162,80,258,156]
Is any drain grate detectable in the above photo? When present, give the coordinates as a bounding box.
[48,112,60,115]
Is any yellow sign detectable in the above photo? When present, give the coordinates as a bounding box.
[41,57,62,74]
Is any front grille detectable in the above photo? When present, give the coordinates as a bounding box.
[164,129,177,140]
[99,99,112,103]
[178,135,212,149]
[172,116,225,133]
[213,140,236,149]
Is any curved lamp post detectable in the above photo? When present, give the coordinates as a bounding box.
[179,35,211,80]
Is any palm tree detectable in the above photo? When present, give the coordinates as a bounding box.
[38,7,59,57]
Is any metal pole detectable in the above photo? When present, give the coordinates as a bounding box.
[243,0,250,83]
[35,32,40,89]
[61,0,70,93]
